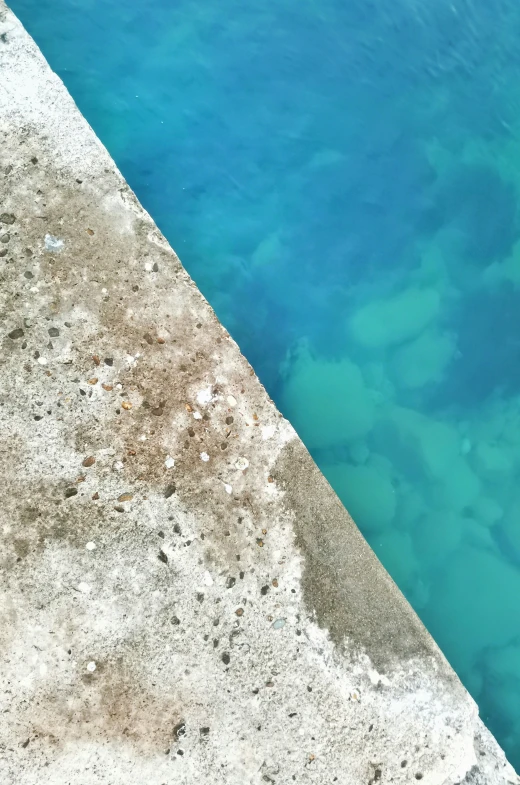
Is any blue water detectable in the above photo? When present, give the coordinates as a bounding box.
[11,0,520,765]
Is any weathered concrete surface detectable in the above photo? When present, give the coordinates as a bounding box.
[0,4,516,784]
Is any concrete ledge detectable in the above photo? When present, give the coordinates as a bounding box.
[0,4,517,783]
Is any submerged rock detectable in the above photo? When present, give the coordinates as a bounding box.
[392,328,455,390]
[323,461,396,533]
[425,547,520,676]
[280,352,374,448]
[413,510,464,569]
[350,286,440,350]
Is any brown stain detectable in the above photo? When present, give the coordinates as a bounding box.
[25,655,181,755]
[0,140,276,601]
[0,482,106,569]
[0,125,277,759]
[1,137,265,551]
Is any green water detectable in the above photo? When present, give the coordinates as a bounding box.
[10,0,520,765]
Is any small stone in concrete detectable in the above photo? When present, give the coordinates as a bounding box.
[64,487,78,498]
[0,212,15,224]
[8,327,23,339]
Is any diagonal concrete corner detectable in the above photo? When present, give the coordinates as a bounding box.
[0,3,517,783]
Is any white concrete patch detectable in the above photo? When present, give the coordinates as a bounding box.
[261,424,276,440]
[44,233,64,252]
[368,668,391,687]
[77,582,91,594]
[196,387,214,405]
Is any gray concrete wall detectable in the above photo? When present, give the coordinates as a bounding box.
[0,3,516,783]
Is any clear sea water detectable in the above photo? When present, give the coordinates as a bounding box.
[11,0,520,766]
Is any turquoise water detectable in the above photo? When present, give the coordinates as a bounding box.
[11,0,520,765]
